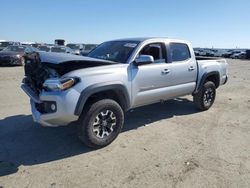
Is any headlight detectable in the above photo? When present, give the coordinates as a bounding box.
[43,77,79,91]
[16,54,21,58]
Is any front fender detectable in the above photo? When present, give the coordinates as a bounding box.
[74,82,130,116]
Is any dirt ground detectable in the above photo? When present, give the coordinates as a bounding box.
[0,59,250,188]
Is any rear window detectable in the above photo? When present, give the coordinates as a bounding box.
[170,43,191,62]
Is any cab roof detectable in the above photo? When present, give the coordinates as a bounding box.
[110,37,190,44]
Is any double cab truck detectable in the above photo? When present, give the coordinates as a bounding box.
[21,38,228,148]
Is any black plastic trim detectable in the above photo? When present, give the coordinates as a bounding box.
[194,71,220,94]
[74,83,130,116]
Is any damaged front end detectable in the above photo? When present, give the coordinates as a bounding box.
[22,51,117,95]
[22,52,59,96]
[21,51,116,127]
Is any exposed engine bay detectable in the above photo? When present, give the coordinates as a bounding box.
[23,52,117,94]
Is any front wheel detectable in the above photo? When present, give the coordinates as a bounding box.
[193,81,216,111]
[78,99,124,149]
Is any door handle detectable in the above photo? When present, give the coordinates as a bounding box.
[162,69,170,75]
[188,66,195,71]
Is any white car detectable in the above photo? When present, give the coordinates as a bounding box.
[51,46,73,54]
[66,43,84,55]
[231,52,246,59]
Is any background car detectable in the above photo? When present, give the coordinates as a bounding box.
[229,50,243,58]
[66,43,84,55]
[231,51,247,59]
[0,45,38,66]
[222,50,234,58]
[38,45,52,52]
[81,44,98,56]
[194,49,202,56]
[193,49,207,56]
[213,49,228,57]
[31,43,43,48]
[204,49,215,57]
[0,41,20,51]
[51,46,73,54]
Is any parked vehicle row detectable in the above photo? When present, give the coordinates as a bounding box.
[0,43,98,66]
[194,48,249,59]
[65,43,98,55]
[222,50,247,59]
[37,44,97,55]
[1,40,97,55]
[0,41,20,51]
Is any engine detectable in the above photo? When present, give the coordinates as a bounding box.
[23,52,57,94]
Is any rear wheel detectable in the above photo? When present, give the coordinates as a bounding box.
[78,99,124,149]
[193,81,216,110]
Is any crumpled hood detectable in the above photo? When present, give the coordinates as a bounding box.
[25,52,119,76]
[39,51,116,64]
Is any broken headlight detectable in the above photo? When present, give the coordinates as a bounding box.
[43,77,79,91]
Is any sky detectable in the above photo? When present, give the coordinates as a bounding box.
[1,0,250,48]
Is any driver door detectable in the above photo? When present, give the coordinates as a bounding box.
[131,43,173,107]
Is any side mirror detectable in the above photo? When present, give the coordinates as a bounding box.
[134,55,154,66]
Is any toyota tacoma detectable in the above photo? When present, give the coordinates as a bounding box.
[21,38,228,148]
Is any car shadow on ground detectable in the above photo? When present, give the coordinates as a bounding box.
[0,98,200,176]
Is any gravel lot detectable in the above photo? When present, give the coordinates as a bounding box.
[0,59,250,188]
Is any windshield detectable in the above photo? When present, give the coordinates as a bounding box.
[0,42,13,48]
[2,45,26,52]
[67,44,80,50]
[38,46,51,52]
[51,47,66,53]
[88,41,139,63]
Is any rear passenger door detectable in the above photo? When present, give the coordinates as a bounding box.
[169,43,197,96]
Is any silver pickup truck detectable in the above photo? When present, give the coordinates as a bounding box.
[21,38,228,148]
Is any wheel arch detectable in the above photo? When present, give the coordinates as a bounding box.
[74,82,131,116]
[194,71,220,94]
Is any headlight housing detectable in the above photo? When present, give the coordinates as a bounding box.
[43,77,79,91]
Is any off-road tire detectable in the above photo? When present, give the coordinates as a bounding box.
[193,81,216,110]
[78,99,124,149]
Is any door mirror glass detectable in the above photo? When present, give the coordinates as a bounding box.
[134,55,154,66]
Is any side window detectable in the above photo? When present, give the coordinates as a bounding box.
[139,43,166,63]
[170,43,191,62]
